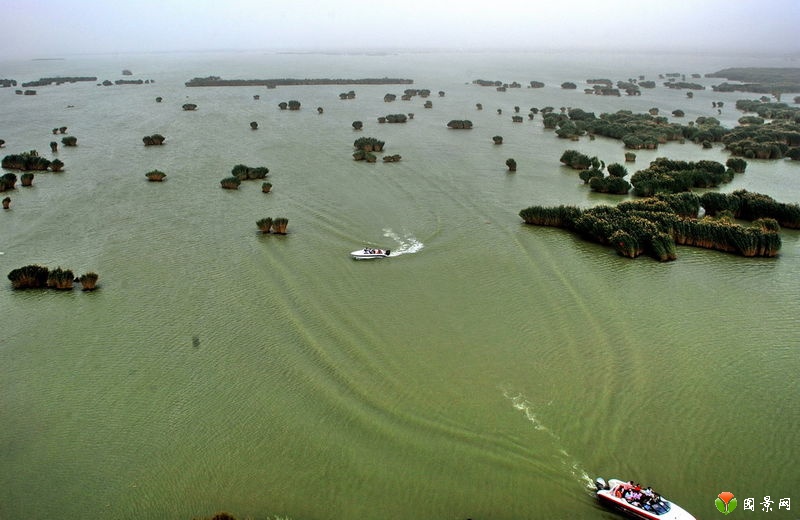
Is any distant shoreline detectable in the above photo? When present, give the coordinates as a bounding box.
[185,76,414,87]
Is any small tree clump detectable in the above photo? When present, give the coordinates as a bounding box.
[272,218,289,234]
[79,272,99,291]
[143,134,165,146]
[725,157,748,174]
[231,164,269,180]
[353,137,384,152]
[47,267,74,290]
[1,173,17,191]
[559,149,593,170]
[506,158,517,172]
[256,218,273,233]
[261,182,272,193]
[61,136,77,146]
[606,163,628,178]
[145,170,167,182]
[220,177,242,190]
[446,120,473,129]
[7,265,50,289]
[2,151,50,171]
[49,159,64,172]
[384,114,408,123]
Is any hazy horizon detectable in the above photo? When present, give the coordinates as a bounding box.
[3,0,799,61]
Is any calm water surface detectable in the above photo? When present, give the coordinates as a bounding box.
[1,50,798,519]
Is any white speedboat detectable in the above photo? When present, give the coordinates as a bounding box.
[350,248,391,260]
[595,478,696,520]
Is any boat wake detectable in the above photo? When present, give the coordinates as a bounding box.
[503,388,594,490]
[382,229,423,257]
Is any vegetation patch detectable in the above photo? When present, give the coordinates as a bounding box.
[8,265,99,290]
[520,192,783,261]
[257,217,289,234]
[446,120,473,129]
[722,100,800,159]
[630,158,736,196]
[700,190,800,229]
[707,68,800,95]
[2,150,53,171]
[142,134,165,146]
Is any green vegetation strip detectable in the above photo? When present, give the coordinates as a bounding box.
[519,192,791,261]
[185,76,413,87]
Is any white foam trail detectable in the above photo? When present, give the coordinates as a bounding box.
[382,228,423,256]
[502,388,594,489]
[504,390,551,433]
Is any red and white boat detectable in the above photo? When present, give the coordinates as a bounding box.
[595,478,696,520]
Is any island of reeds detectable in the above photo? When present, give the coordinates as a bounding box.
[706,67,800,95]
[7,265,99,291]
[519,190,798,261]
[185,76,413,87]
[539,99,800,160]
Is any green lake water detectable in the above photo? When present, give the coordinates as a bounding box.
[1,50,798,519]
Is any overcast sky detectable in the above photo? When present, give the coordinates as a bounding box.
[2,0,798,59]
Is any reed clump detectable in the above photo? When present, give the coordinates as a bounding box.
[353,137,384,152]
[7,265,99,290]
[145,170,167,181]
[519,191,782,261]
[47,267,74,290]
[700,189,800,229]
[257,217,288,234]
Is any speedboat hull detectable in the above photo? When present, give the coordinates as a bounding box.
[595,478,695,520]
[351,249,390,260]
